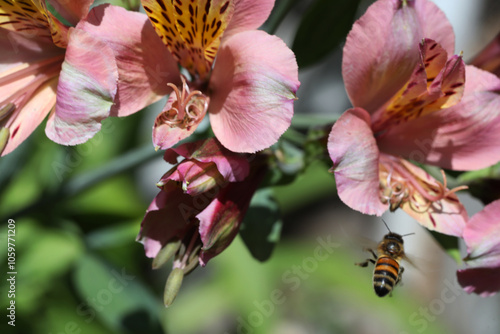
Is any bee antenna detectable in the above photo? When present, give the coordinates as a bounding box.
[382,219,392,232]
[401,233,415,238]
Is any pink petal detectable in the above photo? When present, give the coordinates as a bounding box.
[1,79,57,156]
[45,27,118,145]
[414,0,455,55]
[378,65,500,170]
[165,138,250,182]
[222,0,274,40]
[0,25,63,73]
[344,0,455,113]
[343,0,422,113]
[77,4,180,117]
[47,0,94,25]
[209,30,299,153]
[137,185,198,258]
[457,267,500,297]
[463,199,500,269]
[328,108,387,216]
[0,30,64,156]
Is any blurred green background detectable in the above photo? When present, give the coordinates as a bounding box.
[2,0,500,333]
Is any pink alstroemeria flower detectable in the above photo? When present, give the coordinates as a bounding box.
[0,0,91,156]
[328,0,500,236]
[0,1,179,156]
[141,0,300,153]
[457,199,500,297]
[137,138,265,304]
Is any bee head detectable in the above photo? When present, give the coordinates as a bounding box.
[383,233,404,255]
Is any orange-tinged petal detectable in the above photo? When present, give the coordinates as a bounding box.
[141,0,234,79]
[1,77,57,156]
[0,0,68,48]
[38,0,69,48]
[420,38,448,83]
[0,0,52,41]
[373,40,465,132]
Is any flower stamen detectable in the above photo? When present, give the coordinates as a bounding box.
[160,77,209,130]
[379,156,468,213]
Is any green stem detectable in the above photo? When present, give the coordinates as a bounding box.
[291,113,340,129]
[63,144,161,197]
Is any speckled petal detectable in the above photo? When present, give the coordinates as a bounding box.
[378,66,500,171]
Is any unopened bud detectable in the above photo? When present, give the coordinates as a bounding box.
[152,239,182,269]
[164,268,184,307]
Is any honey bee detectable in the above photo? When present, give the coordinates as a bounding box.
[355,221,414,297]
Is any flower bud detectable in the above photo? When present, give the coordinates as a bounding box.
[152,239,182,269]
[164,268,184,307]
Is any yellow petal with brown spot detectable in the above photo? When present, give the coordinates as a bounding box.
[142,0,234,80]
[0,0,68,48]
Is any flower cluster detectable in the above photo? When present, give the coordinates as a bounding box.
[2,0,500,302]
[1,0,299,303]
[137,138,267,305]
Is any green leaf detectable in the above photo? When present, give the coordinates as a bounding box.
[273,160,336,214]
[240,189,283,262]
[37,285,113,334]
[262,0,301,34]
[72,254,163,334]
[292,0,361,67]
[0,219,84,314]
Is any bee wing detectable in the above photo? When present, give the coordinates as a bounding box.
[338,223,379,251]
[402,253,419,269]
[401,252,436,275]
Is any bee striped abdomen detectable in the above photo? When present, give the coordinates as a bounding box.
[373,255,400,297]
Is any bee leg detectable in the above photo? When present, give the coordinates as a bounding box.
[396,266,405,286]
[366,248,378,260]
[355,248,377,267]
[355,258,376,267]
